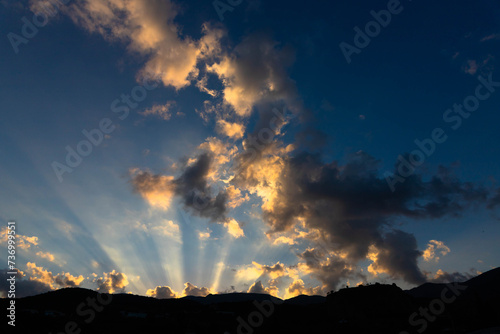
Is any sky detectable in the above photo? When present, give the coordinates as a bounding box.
[0,0,499,300]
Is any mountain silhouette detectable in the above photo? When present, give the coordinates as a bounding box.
[2,267,499,333]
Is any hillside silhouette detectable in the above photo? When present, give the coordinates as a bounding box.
[2,268,500,334]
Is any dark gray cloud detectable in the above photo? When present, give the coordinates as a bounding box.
[298,248,365,292]
[0,268,52,298]
[243,150,490,288]
[247,280,267,294]
[173,152,228,221]
[375,230,426,285]
[131,151,228,221]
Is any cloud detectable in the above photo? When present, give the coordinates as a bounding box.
[423,240,451,262]
[26,262,84,289]
[464,60,478,75]
[130,168,176,210]
[285,279,322,299]
[0,268,52,298]
[272,236,295,245]
[0,226,38,249]
[198,229,211,240]
[298,248,362,292]
[226,185,250,209]
[369,230,427,285]
[429,269,475,283]
[36,251,55,262]
[93,270,129,294]
[216,119,246,139]
[63,0,224,90]
[146,285,177,299]
[224,218,244,238]
[151,220,180,239]
[247,280,279,297]
[140,101,177,120]
[235,261,291,285]
[173,152,229,221]
[183,282,211,297]
[237,149,490,288]
[481,33,500,42]
[207,33,301,117]
[463,56,494,76]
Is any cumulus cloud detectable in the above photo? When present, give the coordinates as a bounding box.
[63,0,224,90]
[26,262,84,289]
[368,231,426,285]
[226,185,250,209]
[146,285,177,299]
[224,218,244,238]
[247,280,279,297]
[298,248,362,292]
[173,152,229,221]
[236,261,289,282]
[216,119,246,139]
[130,168,176,210]
[423,240,451,262]
[285,279,322,299]
[183,282,211,297]
[93,270,129,294]
[207,34,300,117]
[0,268,52,298]
[237,149,491,288]
[131,138,239,221]
[0,226,38,249]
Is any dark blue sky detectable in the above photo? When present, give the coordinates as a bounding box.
[1,0,499,298]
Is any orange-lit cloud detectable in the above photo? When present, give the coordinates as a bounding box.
[146,286,177,299]
[0,226,38,249]
[423,240,451,262]
[285,279,322,299]
[130,168,175,210]
[247,280,279,297]
[26,262,84,289]
[140,101,177,120]
[182,282,212,297]
[224,218,244,238]
[93,270,129,294]
[216,119,246,139]
[64,0,224,90]
[36,251,55,262]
